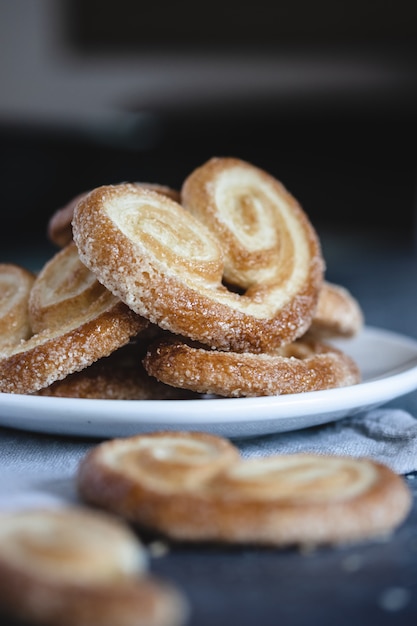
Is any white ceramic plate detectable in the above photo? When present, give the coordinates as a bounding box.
[0,326,416,439]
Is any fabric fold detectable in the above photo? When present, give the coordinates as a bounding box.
[237,409,417,475]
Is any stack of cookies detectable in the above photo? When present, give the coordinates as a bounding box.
[0,157,364,398]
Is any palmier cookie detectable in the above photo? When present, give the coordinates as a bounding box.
[36,343,200,400]
[0,507,188,626]
[0,288,147,395]
[307,281,364,339]
[29,241,111,333]
[72,159,324,353]
[0,263,35,347]
[142,336,361,397]
[77,431,412,547]
[48,184,180,248]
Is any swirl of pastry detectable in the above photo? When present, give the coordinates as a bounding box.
[47,184,181,248]
[78,431,240,496]
[181,157,323,290]
[142,336,361,397]
[29,242,110,333]
[205,454,412,545]
[0,507,188,626]
[73,160,324,353]
[77,432,412,547]
[0,264,35,348]
[307,281,364,339]
[215,454,379,502]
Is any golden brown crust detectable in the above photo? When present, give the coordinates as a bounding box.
[36,342,200,400]
[0,507,188,626]
[72,157,325,353]
[0,263,36,347]
[47,184,181,248]
[77,432,412,547]
[143,336,361,397]
[0,240,150,395]
[0,292,147,394]
[308,281,364,339]
[2,159,364,402]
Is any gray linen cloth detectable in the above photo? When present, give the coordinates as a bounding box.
[0,408,416,511]
[236,408,417,474]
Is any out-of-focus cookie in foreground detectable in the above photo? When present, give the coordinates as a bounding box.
[77,431,412,548]
[0,506,189,626]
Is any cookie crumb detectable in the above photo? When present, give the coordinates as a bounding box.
[149,540,170,558]
[378,587,410,612]
[340,553,363,572]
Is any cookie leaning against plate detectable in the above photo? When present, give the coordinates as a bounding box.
[0,507,188,626]
[77,431,412,547]
[307,281,364,339]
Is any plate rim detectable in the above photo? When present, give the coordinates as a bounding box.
[0,325,417,436]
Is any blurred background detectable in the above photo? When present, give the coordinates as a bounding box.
[1,0,417,276]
